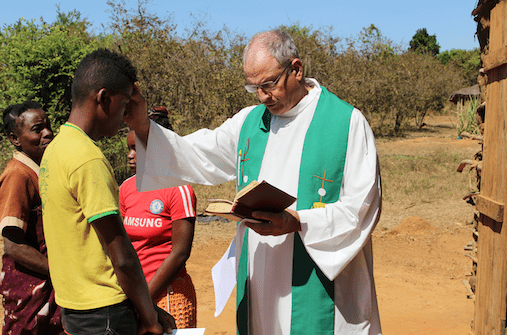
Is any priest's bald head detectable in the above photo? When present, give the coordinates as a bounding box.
[243,30,311,116]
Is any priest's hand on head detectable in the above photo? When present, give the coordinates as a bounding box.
[244,209,301,236]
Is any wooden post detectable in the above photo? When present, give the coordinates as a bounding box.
[473,1,507,334]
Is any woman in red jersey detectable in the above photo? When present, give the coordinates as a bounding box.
[120,109,197,329]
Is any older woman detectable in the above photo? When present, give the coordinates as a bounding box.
[0,101,63,334]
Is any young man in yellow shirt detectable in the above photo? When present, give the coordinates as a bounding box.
[40,49,175,335]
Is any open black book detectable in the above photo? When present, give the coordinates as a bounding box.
[205,180,297,222]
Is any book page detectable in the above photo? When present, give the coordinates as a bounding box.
[205,201,234,214]
[235,180,259,200]
[205,202,245,222]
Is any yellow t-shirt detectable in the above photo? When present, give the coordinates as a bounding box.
[40,123,126,310]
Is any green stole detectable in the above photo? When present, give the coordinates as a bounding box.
[236,87,353,335]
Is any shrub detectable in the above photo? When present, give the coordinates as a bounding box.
[456,96,481,138]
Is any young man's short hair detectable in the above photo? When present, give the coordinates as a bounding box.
[71,49,138,107]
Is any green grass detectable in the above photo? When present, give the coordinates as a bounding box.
[456,97,481,138]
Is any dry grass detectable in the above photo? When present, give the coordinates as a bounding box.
[379,150,470,204]
[376,115,480,230]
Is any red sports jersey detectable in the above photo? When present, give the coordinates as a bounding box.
[120,175,196,282]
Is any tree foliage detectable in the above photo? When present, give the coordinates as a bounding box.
[437,48,481,86]
[331,26,463,135]
[0,9,102,129]
[0,2,474,175]
[409,28,440,56]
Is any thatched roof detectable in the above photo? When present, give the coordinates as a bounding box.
[449,84,480,103]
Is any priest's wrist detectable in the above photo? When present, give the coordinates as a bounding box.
[285,209,301,232]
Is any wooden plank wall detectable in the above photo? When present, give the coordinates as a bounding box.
[474,1,507,334]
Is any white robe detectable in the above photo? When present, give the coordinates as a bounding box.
[136,79,382,335]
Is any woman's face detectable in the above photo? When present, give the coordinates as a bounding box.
[127,130,136,174]
[10,109,53,165]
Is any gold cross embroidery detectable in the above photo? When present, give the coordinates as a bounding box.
[314,169,333,203]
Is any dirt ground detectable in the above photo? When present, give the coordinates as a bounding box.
[186,114,479,335]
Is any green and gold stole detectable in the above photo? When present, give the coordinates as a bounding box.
[235,87,353,335]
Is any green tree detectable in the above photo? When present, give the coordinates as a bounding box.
[0,9,101,128]
[437,48,480,86]
[409,28,440,56]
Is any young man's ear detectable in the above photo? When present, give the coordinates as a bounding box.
[96,88,111,110]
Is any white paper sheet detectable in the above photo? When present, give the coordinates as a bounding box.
[211,238,237,317]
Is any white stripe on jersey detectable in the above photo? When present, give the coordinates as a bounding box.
[183,185,195,217]
[178,185,195,217]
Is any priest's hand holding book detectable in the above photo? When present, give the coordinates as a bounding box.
[244,208,301,236]
[205,180,300,236]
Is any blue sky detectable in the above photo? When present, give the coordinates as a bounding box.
[2,0,479,52]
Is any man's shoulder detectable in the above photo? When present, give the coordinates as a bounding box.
[236,105,259,118]
[319,86,353,109]
[47,125,104,164]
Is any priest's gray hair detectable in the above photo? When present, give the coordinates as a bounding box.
[243,29,300,67]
